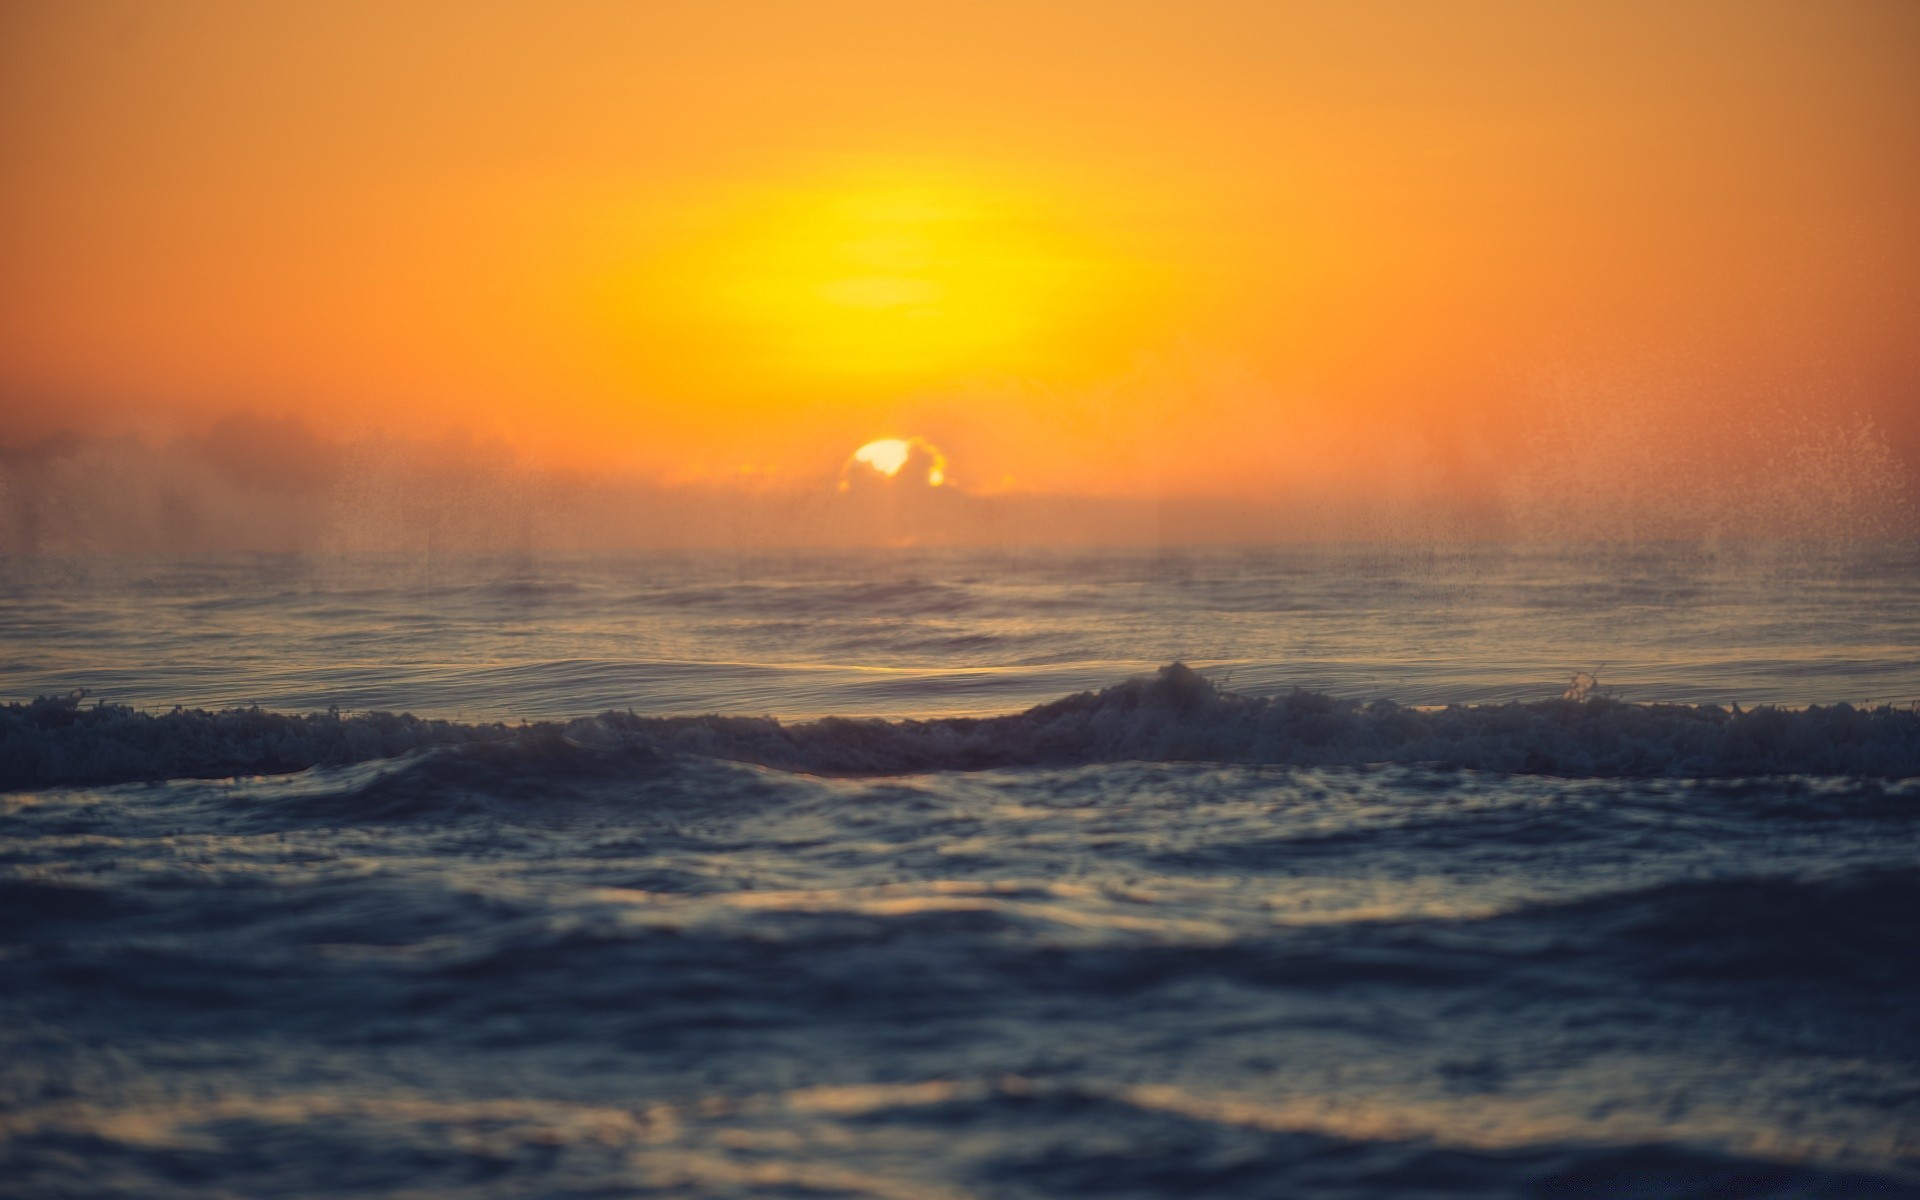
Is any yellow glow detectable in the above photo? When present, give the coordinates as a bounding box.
[717,175,1071,377]
[854,438,912,476]
[603,165,1163,400]
[3,4,1917,510]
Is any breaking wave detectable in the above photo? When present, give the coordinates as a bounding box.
[7,664,1918,789]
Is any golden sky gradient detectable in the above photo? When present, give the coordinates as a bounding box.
[3,1,1917,514]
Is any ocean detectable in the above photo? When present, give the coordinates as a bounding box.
[3,543,1918,1197]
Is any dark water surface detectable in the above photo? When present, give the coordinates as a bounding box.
[2,546,1917,1197]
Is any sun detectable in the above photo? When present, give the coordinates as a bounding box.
[843,437,948,490]
[854,438,912,477]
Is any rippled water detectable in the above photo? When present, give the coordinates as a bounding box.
[4,542,1918,718]
[3,545,1918,1197]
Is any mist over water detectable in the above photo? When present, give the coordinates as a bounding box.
[3,381,1913,555]
[4,544,1918,1198]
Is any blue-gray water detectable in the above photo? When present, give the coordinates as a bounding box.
[3,544,1918,1197]
[6,543,1920,719]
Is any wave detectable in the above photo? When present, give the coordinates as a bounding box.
[0,698,506,790]
[5,664,1919,789]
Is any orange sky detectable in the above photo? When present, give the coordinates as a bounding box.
[2,0,1917,513]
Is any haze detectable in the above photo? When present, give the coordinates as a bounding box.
[3,1,1917,548]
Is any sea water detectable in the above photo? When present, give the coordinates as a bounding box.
[2,543,1918,1197]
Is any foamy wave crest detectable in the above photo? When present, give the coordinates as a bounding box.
[6,665,1920,789]
[0,695,509,790]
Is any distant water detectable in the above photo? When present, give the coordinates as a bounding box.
[3,544,1919,1198]
[5,542,1919,719]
